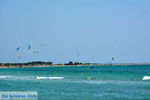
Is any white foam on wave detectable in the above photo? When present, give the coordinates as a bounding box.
[142,76,150,80]
[36,76,64,80]
[0,75,35,80]
[0,75,11,79]
[0,75,64,80]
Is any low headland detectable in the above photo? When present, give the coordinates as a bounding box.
[0,61,150,68]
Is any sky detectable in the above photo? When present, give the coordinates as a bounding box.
[0,0,150,63]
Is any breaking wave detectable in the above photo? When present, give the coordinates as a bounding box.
[36,76,64,80]
[0,75,11,79]
[0,75,64,80]
[142,76,150,80]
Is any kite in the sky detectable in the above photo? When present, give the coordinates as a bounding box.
[75,50,80,56]
[16,47,20,51]
[33,50,39,54]
[112,57,114,61]
[41,42,46,47]
[25,44,31,50]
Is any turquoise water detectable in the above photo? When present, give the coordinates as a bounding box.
[0,65,150,100]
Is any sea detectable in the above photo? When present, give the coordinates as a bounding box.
[0,65,150,100]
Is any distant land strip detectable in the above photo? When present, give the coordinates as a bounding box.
[0,61,150,68]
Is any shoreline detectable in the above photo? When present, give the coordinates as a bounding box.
[0,63,150,68]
